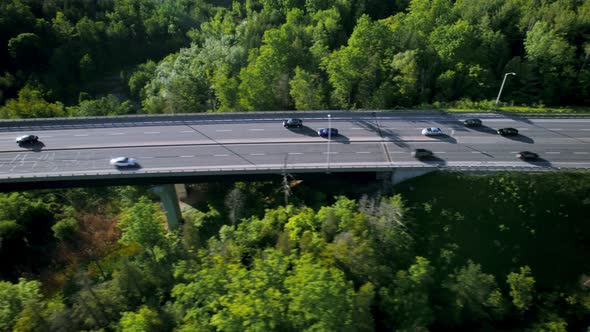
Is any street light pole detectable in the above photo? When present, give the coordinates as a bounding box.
[327,114,331,172]
[495,72,516,106]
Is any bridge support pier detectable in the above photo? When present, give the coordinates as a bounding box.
[151,184,183,231]
[391,168,436,185]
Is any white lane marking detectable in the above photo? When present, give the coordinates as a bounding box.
[108,133,125,135]
[515,128,529,130]
[42,135,53,138]
[249,129,265,131]
[180,155,194,158]
[356,151,371,154]
[471,151,481,153]
[323,152,338,154]
[214,154,229,157]
[510,151,519,154]
[545,152,560,154]
[144,131,160,134]
[574,152,589,154]
[580,129,590,131]
[74,134,88,137]
[390,151,406,154]
[180,130,194,133]
[350,127,363,130]
[139,157,154,159]
[216,129,232,132]
[250,153,265,156]
[548,128,563,131]
[434,151,446,154]
[288,153,303,155]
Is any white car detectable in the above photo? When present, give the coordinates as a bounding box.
[421,127,443,136]
[110,157,138,167]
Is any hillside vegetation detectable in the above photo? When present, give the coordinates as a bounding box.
[1,0,589,117]
[0,172,588,330]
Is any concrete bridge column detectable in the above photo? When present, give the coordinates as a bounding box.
[151,184,183,230]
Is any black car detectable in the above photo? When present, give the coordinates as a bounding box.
[463,118,482,127]
[516,151,539,160]
[16,134,39,144]
[318,128,338,138]
[412,148,433,158]
[283,118,303,128]
[497,127,519,136]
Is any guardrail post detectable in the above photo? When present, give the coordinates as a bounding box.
[151,184,183,231]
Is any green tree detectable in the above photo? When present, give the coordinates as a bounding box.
[507,266,535,311]
[285,254,355,331]
[0,86,66,119]
[118,306,163,332]
[118,197,167,259]
[289,66,326,109]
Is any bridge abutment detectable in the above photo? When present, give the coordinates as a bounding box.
[151,184,184,230]
[390,168,435,185]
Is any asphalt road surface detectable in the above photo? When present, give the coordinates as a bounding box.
[0,112,589,179]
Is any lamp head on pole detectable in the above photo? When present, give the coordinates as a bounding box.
[507,72,516,76]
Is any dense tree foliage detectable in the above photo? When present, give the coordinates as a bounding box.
[1,0,589,117]
[0,172,588,330]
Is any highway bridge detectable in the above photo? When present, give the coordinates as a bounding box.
[1,111,589,191]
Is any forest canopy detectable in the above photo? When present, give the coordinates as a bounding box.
[1,0,589,117]
[0,172,588,330]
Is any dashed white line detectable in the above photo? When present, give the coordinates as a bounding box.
[390,151,406,154]
[108,133,125,135]
[139,157,154,159]
[548,128,563,131]
[180,155,194,158]
[574,152,589,155]
[350,127,363,130]
[288,153,303,155]
[74,134,88,137]
[545,152,560,154]
[580,129,590,131]
[323,152,339,154]
[144,131,160,134]
[471,151,481,153]
[248,129,265,131]
[216,129,232,132]
[434,151,446,154]
[250,153,265,156]
[180,130,194,133]
[356,151,371,154]
[214,154,229,157]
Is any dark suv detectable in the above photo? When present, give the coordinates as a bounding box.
[497,127,519,136]
[463,118,482,127]
[16,134,39,144]
[283,118,303,128]
[412,148,433,158]
[516,151,538,160]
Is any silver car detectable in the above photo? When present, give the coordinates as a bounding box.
[421,127,443,136]
[110,157,138,167]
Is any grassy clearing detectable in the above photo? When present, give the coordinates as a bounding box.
[394,171,590,289]
[413,99,590,115]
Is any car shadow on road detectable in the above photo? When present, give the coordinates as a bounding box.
[469,125,498,135]
[115,164,142,171]
[504,135,534,144]
[520,157,552,167]
[19,141,45,152]
[288,126,319,137]
[332,134,350,144]
[430,134,457,144]
[416,155,447,166]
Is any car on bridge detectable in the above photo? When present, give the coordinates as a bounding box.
[421,127,443,136]
[283,118,303,128]
[318,128,338,138]
[516,151,539,160]
[16,134,39,144]
[412,148,433,158]
[110,157,138,167]
[497,127,519,136]
[463,118,482,127]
